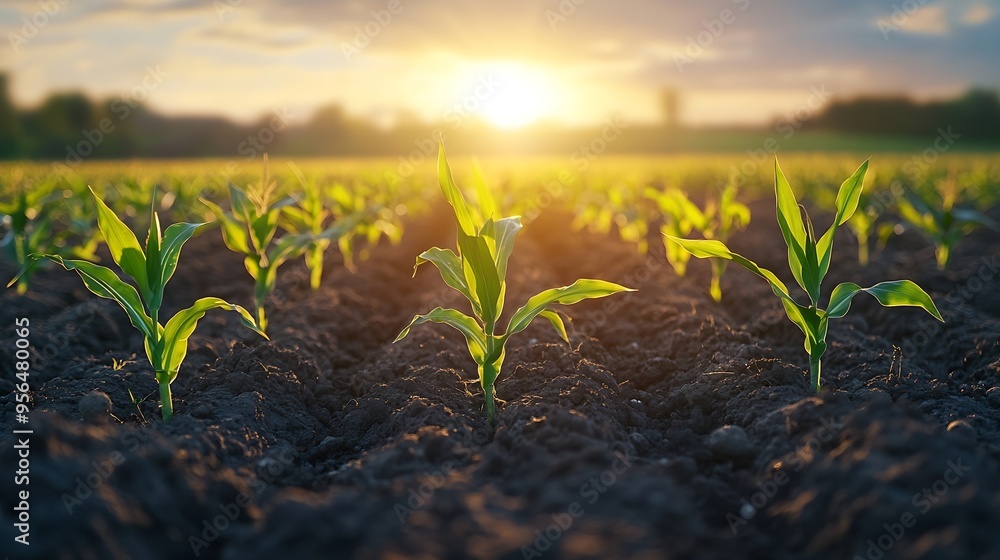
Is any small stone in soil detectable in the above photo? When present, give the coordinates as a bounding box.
[708,425,755,463]
[189,402,214,419]
[79,391,112,423]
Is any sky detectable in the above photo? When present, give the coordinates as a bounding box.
[2,0,999,128]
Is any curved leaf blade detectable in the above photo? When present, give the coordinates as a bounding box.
[394,307,487,364]
[833,159,869,226]
[539,309,569,343]
[666,236,812,335]
[158,221,206,295]
[481,216,522,280]
[438,144,478,236]
[414,247,480,314]
[160,297,265,382]
[866,280,943,321]
[16,254,154,339]
[89,187,149,298]
[827,280,942,321]
[504,279,633,341]
[202,198,252,255]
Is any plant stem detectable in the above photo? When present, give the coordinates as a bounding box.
[309,245,323,290]
[708,268,722,303]
[809,354,822,394]
[256,304,268,333]
[857,237,869,266]
[479,361,500,425]
[936,244,951,270]
[484,382,496,425]
[159,379,173,423]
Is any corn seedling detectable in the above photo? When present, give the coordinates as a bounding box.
[203,156,358,332]
[573,182,650,254]
[395,145,633,424]
[668,159,943,393]
[8,188,266,422]
[646,188,702,277]
[284,163,369,288]
[649,179,750,301]
[894,176,998,270]
[1,180,99,294]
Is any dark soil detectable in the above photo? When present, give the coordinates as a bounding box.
[1,200,999,560]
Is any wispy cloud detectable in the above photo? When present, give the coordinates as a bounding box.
[1,0,997,126]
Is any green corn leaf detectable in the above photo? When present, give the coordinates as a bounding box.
[539,309,569,343]
[897,195,942,236]
[815,160,869,285]
[316,212,364,242]
[414,247,480,315]
[481,216,522,281]
[774,160,806,249]
[159,222,207,291]
[13,254,154,340]
[201,198,252,255]
[250,211,280,258]
[827,280,943,321]
[90,187,149,299]
[833,159,869,227]
[666,236,811,335]
[228,184,255,223]
[504,279,633,341]
[145,211,163,311]
[394,307,487,364]
[674,191,709,230]
[267,231,314,268]
[471,159,497,221]
[952,208,999,230]
[773,161,812,296]
[160,297,266,383]
[458,232,502,328]
[438,144,478,237]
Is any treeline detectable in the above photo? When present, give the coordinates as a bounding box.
[1,73,999,161]
[805,89,1000,139]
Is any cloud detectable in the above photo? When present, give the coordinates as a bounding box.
[1,0,998,126]
[961,2,994,25]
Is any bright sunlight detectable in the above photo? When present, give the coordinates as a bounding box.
[475,63,554,129]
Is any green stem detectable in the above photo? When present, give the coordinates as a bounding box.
[809,354,822,394]
[484,382,496,425]
[309,245,323,290]
[479,361,500,425]
[159,379,173,423]
[256,305,268,333]
[858,237,869,266]
[936,244,951,270]
[709,263,723,302]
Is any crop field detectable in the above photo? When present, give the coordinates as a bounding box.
[1,151,999,559]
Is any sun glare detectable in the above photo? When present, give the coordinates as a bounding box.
[476,63,553,129]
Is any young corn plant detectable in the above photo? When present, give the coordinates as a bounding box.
[645,187,704,277]
[649,180,750,301]
[2,184,60,294]
[668,159,943,393]
[1,180,99,294]
[8,188,265,422]
[572,183,650,254]
[203,156,359,332]
[894,177,998,270]
[283,164,361,289]
[395,146,633,424]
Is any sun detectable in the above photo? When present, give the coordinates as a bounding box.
[476,63,553,129]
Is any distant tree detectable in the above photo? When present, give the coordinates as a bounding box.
[0,75,21,158]
[809,89,1000,140]
[661,88,680,129]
